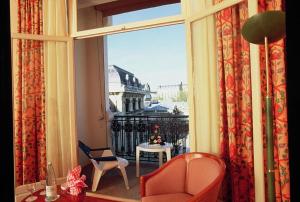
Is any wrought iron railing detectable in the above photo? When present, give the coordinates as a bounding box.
[111,115,189,162]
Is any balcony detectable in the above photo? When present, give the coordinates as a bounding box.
[110,114,189,162]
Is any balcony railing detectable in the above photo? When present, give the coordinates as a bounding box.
[111,114,189,162]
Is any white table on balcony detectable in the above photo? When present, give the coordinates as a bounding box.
[136,142,173,177]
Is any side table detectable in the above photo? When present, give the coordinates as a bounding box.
[136,142,173,177]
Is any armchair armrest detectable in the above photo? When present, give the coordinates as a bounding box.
[140,167,163,197]
[140,155,187,197]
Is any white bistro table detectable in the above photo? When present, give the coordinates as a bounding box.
[136,142,173,177]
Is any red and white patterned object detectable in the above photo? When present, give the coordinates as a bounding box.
[61,165,88,196]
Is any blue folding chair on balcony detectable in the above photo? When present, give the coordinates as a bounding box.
[78,140,130,191]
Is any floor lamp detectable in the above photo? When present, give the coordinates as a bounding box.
[241,11,285,202]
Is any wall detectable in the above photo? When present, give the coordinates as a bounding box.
[75,7,108,166]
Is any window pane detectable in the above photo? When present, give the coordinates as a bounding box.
[110,3,181,26]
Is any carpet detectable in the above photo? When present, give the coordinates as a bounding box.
[82,161,159,201]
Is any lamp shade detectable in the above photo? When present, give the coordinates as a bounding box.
[241,11,285,44]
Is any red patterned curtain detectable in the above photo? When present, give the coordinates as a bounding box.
[215,0,289,201]
[215,1,254,201]
[14,0,46,186]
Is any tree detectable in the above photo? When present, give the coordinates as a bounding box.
[175,90,188,102]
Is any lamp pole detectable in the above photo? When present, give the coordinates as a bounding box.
[264,36,275,202]
[241,11,285,202]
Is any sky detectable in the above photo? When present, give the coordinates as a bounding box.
[107,3,187,91]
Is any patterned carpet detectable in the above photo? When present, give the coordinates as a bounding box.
[82,161,159,201]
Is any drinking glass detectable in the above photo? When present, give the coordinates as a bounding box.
[39,180,46,195]
[25,181,38,202]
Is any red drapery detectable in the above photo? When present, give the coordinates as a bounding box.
[215,0,290,201]
[215,1,254,201]
[14,0,46,186]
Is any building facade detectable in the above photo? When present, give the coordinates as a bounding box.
[108,65,151,114]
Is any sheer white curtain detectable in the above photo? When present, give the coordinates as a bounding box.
[44,0,76,177]
[186,0,220,154]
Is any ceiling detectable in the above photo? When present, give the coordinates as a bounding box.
[78,0,119,9]
[78,0,180,17]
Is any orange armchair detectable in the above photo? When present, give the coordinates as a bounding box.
[140,152,226,202]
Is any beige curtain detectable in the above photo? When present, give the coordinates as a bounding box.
[44,0,76,177]
[186,0,220,154]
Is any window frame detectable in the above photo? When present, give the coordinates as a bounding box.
[11,0,267,201]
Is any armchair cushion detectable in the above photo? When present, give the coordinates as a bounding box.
[142,193,193,202]
[145,158,186,196]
